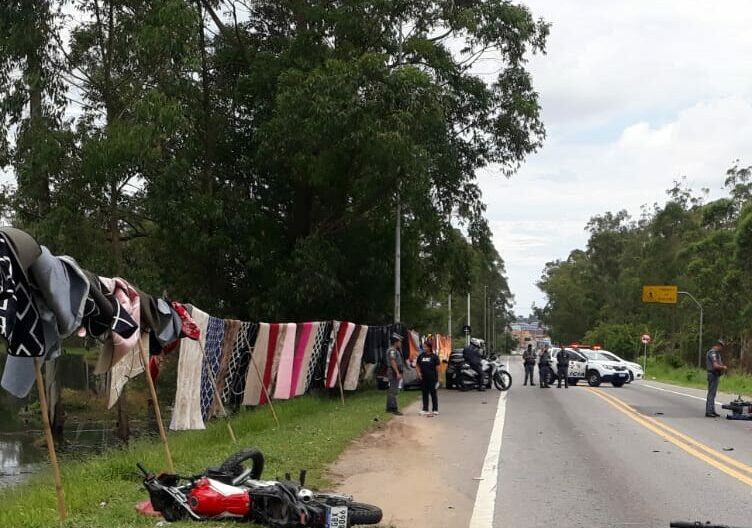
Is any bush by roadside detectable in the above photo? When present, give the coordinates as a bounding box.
[645,356,752,397]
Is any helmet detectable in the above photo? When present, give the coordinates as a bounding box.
[470,337,481,347]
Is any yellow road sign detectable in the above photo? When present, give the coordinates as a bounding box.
[642,285,678,304]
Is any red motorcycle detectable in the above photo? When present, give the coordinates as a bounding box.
[138,448,382,527]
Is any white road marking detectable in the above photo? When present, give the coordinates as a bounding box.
[469,391,508,528]
[640,382,718,406]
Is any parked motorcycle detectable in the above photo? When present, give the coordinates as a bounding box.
[445,350,512,391]
[488,356,513,391]
[139,448,382,527]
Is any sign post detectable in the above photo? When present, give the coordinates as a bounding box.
[678,291,704,369]
[641,285,678,304]
[640,333,651,372]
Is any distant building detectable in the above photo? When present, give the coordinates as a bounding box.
[509,319,550,350]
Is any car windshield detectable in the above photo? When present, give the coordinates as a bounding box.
[583,351,614,362]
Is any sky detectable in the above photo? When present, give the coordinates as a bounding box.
[478,0,752,317]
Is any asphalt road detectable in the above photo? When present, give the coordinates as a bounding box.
[446,356,752,528]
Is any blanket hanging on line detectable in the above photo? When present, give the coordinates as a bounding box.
[170,306,210,431]
[292,322,316,397]
[200,316,225,421]
[325,321,355,389]
[343,324,368,391]
[303,321,330,393]
[273,323,298,400]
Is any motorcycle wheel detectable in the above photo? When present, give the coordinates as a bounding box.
[348,502,383,526]
[218,448,265,479]
[493,371,512,391]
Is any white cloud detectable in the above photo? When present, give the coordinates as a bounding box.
[480,0,752,317]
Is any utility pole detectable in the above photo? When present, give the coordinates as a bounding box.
[679,291,703,368]
[492,302,496,354]
[448,293,452,338]
[466,292,471,345]
[484,286,487,345]
[394,195,400,323]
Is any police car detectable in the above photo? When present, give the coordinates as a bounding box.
[578,349,630,387]
[546,347,588,386]
[595,350,644,382]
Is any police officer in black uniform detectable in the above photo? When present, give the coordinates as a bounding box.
[463,338,485,391]
[523,344,536,386]
[705,339,727,417]
[556,346,570,388]
[539,346,552,388]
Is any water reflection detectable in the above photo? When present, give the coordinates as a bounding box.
[0,352,124,488]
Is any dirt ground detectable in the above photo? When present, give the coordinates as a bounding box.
[327,399,475,528]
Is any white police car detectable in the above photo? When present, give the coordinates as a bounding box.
[579,349,630,387]
[547,347,588,386]
[596,350,644,383]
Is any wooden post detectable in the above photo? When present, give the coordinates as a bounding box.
[136,339,175,473]
[337,367,346,406]
[33,358,66,523]
[333,337,345,406]
[197,341,237,443]
[249,355,280,427]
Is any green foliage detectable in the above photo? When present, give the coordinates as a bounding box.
[0,1,549,324]
[583,323,645,360]
[539,172,752,368]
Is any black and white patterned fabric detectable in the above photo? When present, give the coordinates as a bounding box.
[110,298,138,340]
[221,322,257,407]
[305,321,332,392]
[200,316,225,420]
[0,235,45,357]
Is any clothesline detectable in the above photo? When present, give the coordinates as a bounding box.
[0,227,437,432]
[0,226,442,523]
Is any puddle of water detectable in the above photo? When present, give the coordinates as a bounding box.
[0,351,129,489]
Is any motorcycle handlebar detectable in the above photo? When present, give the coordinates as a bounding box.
[136,463,149,477]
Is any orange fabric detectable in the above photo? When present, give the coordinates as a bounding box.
[408,330,420,361]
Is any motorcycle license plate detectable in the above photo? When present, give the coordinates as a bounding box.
[326,506,348,528]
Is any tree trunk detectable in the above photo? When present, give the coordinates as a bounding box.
[196,0,213,195]
[289,181,313,241]
[114,388,130,444]
[23,5,51,219]
[44,358,64,445]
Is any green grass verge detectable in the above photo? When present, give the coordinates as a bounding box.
[644,357,752,397]
[0,389,418,528]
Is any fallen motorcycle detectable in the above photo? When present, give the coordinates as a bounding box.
[139,448,382,527]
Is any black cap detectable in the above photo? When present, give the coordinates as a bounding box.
[390,332,403,343]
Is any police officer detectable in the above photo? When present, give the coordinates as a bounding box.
[705,339,727,418]
[386,332,405,416]
[522,344,536,386]
[539,346,552,388]
[556,346,570,388]
[463,338,485,391]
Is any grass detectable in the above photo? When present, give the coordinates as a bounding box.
[644,357,752,397]
[0,389,418,528]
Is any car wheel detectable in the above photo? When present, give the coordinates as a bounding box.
[568,378,578,386]
[627,370,634,383]
[612,380,625,388]
[587,370,601,387]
